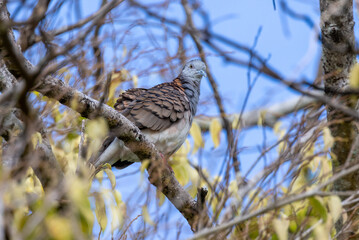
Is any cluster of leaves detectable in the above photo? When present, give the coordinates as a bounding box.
[0,115,129,239]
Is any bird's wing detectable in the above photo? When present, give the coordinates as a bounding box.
[114,79,190,131]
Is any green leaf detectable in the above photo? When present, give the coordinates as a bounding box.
[309,197,328,221]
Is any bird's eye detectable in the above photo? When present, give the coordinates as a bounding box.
[189,65,193,68]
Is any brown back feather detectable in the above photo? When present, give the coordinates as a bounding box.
[114,79,190,131]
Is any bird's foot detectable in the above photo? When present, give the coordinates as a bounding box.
[160,153,174,174]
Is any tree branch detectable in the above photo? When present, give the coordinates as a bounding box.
[195,93,320,131]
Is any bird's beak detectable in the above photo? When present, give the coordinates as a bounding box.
[198,70,207,78]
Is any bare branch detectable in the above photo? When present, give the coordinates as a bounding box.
[18,0,51,51]
[195,93,320,131]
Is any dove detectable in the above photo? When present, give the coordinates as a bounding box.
[97,60,206,169]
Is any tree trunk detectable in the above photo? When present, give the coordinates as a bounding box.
[320,0,357,238]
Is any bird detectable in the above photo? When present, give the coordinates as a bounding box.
[103,59,206,170]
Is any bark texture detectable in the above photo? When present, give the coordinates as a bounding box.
[321,0,357,189]
[320,0,357,238]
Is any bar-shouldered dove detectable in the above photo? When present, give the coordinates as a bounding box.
[101,59,206,169]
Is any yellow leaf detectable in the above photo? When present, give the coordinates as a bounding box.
[210,118,222,148]
[142,206,155,226]
[132,75,138,88]
[96,170,104,184]
[67,177,94,234]
[32,91,40,97]
[24,168,34,193]
[290,169,308,193]
[94,193,108,230]
[86,118,109,158]
[318,157,333,183]
[110,204,124,233]
[86,118,109,140]
[156,190,166,206]
[232,114,240,129]
[350,63,359,88]
[323,127,334,150]
[51,107,62,123]
[140,160,150,173]
[31,132,42,149]
[314,223,329,240]
[257,110,266,126]
[0,138,2,162]
[327,196,342,223]
[273,218,289,240]
[302,143,315,159]
[113,190,122,206]
[277,141,287,154]
[64,72,72,84]
[104,168,116,189]
[108,75,122,104]
[102,163,112,170]
[273,121,282,134]
[70,92,79,110]
[46,216,72,240]
[13,207,28,230]
[309,155,320,172]
[110,72,121,82]
[58,67,69,75]
[172,164,189,185]
[190,121,204,154]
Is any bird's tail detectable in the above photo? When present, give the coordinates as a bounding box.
[89,136,139,169]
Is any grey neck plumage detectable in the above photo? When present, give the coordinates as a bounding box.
[178,75,201,115]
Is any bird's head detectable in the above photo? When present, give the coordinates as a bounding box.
[180,59,207,82]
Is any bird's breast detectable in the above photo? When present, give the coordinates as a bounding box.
[142,111,192,158]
